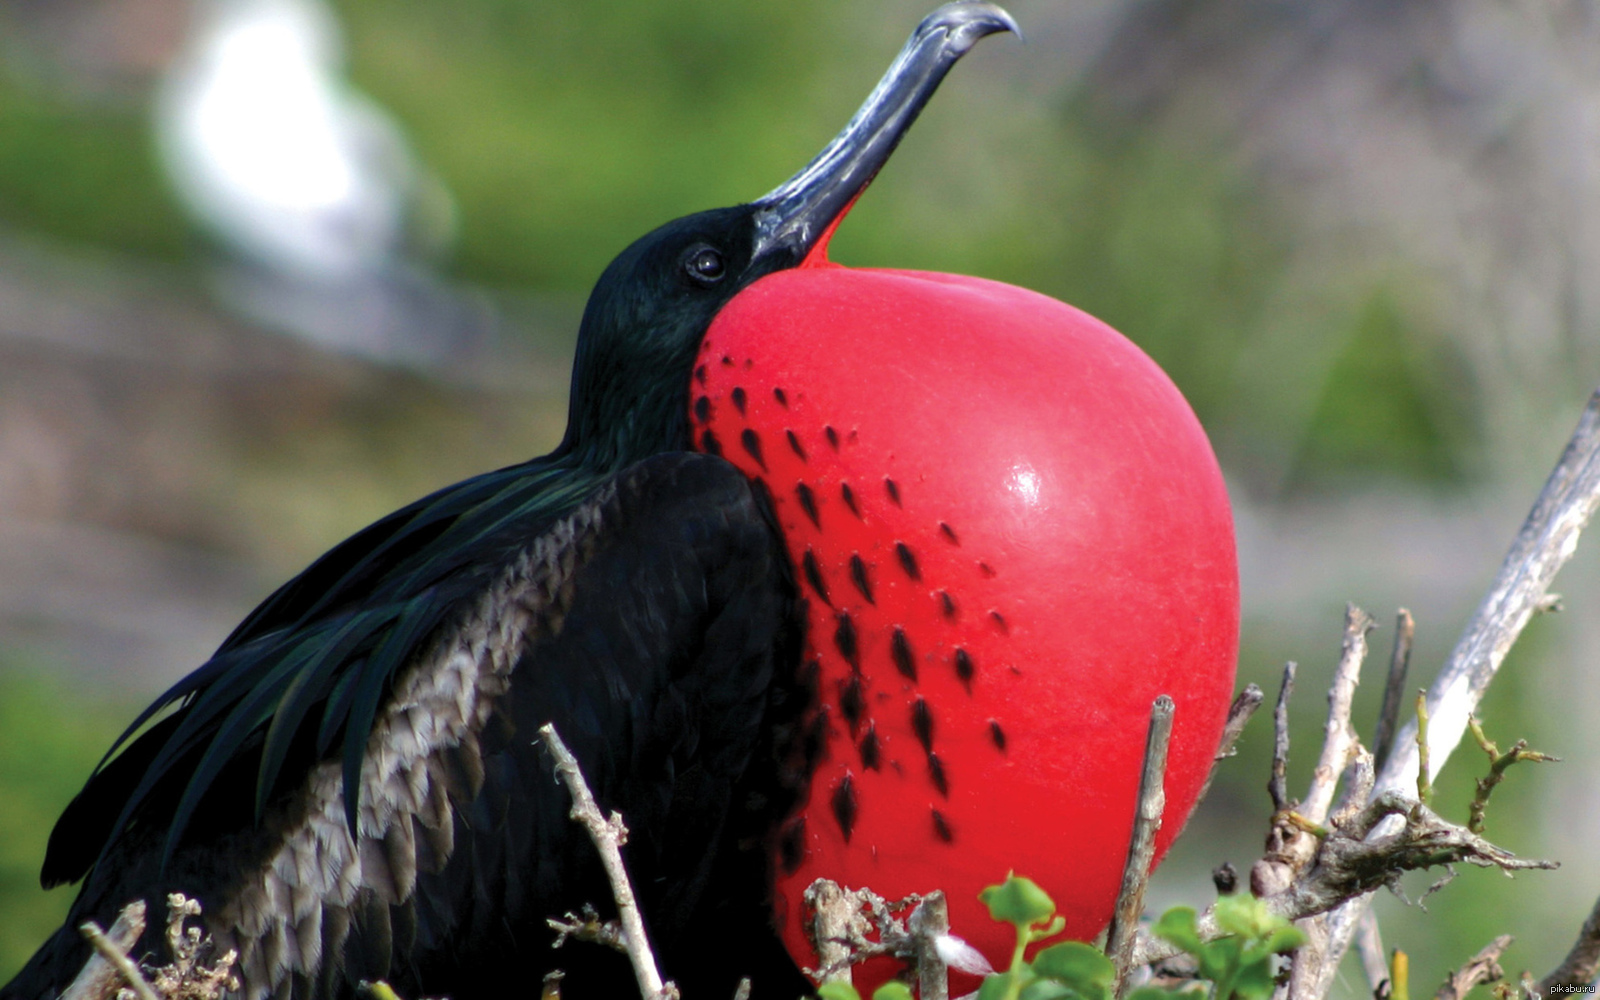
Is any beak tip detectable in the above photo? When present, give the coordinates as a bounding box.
[920,2,1022,53]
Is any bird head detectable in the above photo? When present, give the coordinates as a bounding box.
[558,2,1019,468]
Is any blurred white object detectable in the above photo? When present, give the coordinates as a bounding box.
[156,0,486,366]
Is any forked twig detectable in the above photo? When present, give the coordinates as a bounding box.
[62,901,147,1000]
[80,916,161,1000]
[539,723,678,1000]
[1317,387,1600,983]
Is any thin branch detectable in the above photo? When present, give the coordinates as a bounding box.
[1538,894,1600,996]
[1373,610,1415,776]
[1304,605,1375,828]
[1434,935,1512,1000]
[62,901,147,1000]
[539,723,678,1000]
[1354,910,1389,999]
[909,892,950,1000]
[1110,695,1175,996]
[1271,663,1298,814]
[1313,389,1600,987]
[1128,792,1555,969]
[1197,685,1264,806]
[80,918,162,1000]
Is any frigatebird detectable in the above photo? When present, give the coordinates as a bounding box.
[1,6,1019,999]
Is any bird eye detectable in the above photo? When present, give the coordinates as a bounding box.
[684,245,726,285]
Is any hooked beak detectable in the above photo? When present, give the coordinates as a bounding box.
[750,2,1018,268]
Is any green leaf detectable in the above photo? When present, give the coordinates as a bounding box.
[1019,979,1074,1000]
[1031,941,1115,997]
[872,983,915,1000]
[818,983,863,1000]
[1214,894,1275,941]
[1126,988,1178,1000]
[980,873,1057,928]
[1152,906,1203,956]
[1230,957,1277,1000]
[978,971,1025,1000]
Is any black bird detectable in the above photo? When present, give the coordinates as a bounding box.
[0,6,1015,1000]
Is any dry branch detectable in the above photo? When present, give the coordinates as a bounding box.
[1109,695,1175,995]
[1373,610,1414,776]
[1538,894,1600,996]
[1434,935,1511,1000]
[62,901,147,1000]
[1129,790,1554,971]
[539,723,678,1000]
[1314,386,1600,985]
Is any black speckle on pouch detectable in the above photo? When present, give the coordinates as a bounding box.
[979,561,996,578]
[928,753,949,797]
[939,522,958,544]
[802,549,831,606]
[699,429,722,457]
[787,429,806,461]
[832,775,858,843]
[834,612,859,669]
[885,477,901,506]
[824,426,839,450]
[895,542,920,581]
[989,719,1007,753]
[731,387,747,414]
[911,698,934,752]
[839,676,864,731]
[693,396,711,423]
[990,610,1008,633]
[694,364,707,385]
[849,554,874,604]
[796,483,820,528]
[953,648,974,689]
[721,355,734,366]
[891,627,916,680]
[779,819,806,874]
[860,723,881,770]
[841,482,859,517]
[937,590,956,619]
[740,428,767,471]
[931,809,953,843]
[773,387,789,407]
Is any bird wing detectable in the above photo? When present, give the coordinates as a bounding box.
[11,452,811,1000]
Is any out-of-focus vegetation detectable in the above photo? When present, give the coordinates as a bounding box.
[0,666,125,975]
[0,0,1591,995]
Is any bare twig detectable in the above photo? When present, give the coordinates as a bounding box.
[1271,663,1298,814]
[547,905,628,953]
[1316,388,1600,985]
[1281,608,1373,1000]
[1538,894,1600,996]
[1354,910,1389,999]
[1434,935,1512,1000]
[1128,791,1555,969]
[1415,694,1432,805]
[909,892,950,1000]
[1465,716,1558,834]
[1110,695,1175,995]
[539,723,678,1000]
[1374,610,1415,775]
[1197,684,1264,805]
[62,901,147,1000]
[1303,605,1375,830]
[80,918,162,1000]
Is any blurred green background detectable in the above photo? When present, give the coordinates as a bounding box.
[2,0,1599,994]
